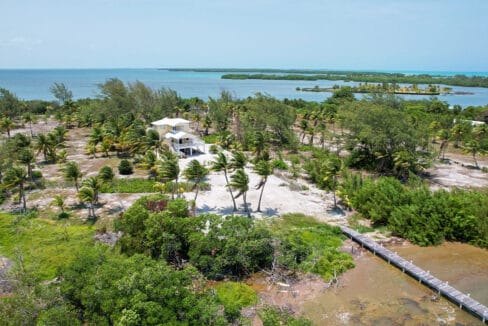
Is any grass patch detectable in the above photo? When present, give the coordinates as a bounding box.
[272,213,354,280]
[101,179,211,194]
[215,282,257,321]
[202,133,218,144]
[0,213,95,280]
[216,282,258,308]
[101,178,157,193]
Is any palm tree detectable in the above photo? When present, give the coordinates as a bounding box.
[462,140,486,169]
[253,159,273,212]
[159,158,180,199]
[98,166,115,184]
[22,113,35,137]
[81,177,102,204]
[3,166,28,212]
[252,131,268,160]
[230,151,247,170]
[61,161,82,191]
[229,168,250,217]
[53,125,68,143]
[0,117,14,139]
[17,148,35,180]
[35,133,50,162]
[211,152,237,211]
[322,156,342,208]
[78,186,96,219]
[51,195,65,213]
[183,159,209,201]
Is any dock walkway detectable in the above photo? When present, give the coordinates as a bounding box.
[340,225,488,323]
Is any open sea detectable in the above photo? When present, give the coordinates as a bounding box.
[1,68,488,107]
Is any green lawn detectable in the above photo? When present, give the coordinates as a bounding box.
[0,213,95,280]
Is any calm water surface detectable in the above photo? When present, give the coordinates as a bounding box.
[1,69,488,107]
[302,242,487,325]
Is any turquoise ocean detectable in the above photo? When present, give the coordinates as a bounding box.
[1,68,488,107]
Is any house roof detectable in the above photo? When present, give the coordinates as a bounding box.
[151,118,190,127]
[165,131,191,140]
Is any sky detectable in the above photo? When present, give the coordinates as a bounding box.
[0,0,487,71]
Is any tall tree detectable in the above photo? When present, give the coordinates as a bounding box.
[78,186,96,218]
[61,161,83,191]
[17,148,35,180]
[322,156,342,208]
[159,158,180,199]
[462,140,486,169]
[0,117,14,138]
[211,152,237,211]
[183,159,209,201]
[253,159,273,212]
[81,177,102,204]
[3,166,27,212]
[50,82,73,104]
[229,169,250,217]
[230,151,248,170]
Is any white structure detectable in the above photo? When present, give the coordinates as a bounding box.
[151,118,204,156]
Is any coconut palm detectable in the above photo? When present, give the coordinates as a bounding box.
[158,158,180,199]
[17,148,35,180]
[53,125,68,143]
[253,159,273,212]
[98,166,115,184]
[230,151,247,170]
[462,140,486,169]
[3,166,28,212]
[183,159,209,201]
[211,151,237,211]
[322,156,342,208]
[0,117,14,139]
[81,177,102,204]
[22,113,35,137]
[35,133,51,162]
[78,186,96,218]
[252,131,268,160]
[61,161,82,191]
[51,195,65,213]
[229,168,250,217]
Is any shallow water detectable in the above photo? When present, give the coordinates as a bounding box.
[302,242,487,325]
[1,69,488,107]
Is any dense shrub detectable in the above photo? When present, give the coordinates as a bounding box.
[272,214,354,280]
[118,159,133,175]
[340,174,488,247]
[116,196,274,278]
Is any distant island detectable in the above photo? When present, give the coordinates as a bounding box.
[193,71,488,88]
[298,83,475,96]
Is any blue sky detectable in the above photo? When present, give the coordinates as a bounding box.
[0,0,487,71]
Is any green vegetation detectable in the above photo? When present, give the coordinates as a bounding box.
[300,83,455,95]
[0,213,94,279]
[2,77,488,324]
[101,178,156,193]
[221,72,488,88]
[215,282,258,320]
[118,159,133,175]
[272,214,354,280]
[339,175,488,247]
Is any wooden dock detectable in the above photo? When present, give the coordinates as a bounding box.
[340,225,488,323]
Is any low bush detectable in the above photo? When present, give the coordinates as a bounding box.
[216,282,257,321]
[118,159,133,175]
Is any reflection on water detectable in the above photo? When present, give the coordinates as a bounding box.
[302,242,487,325]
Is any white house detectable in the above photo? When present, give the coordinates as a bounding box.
[150,118,204,156]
